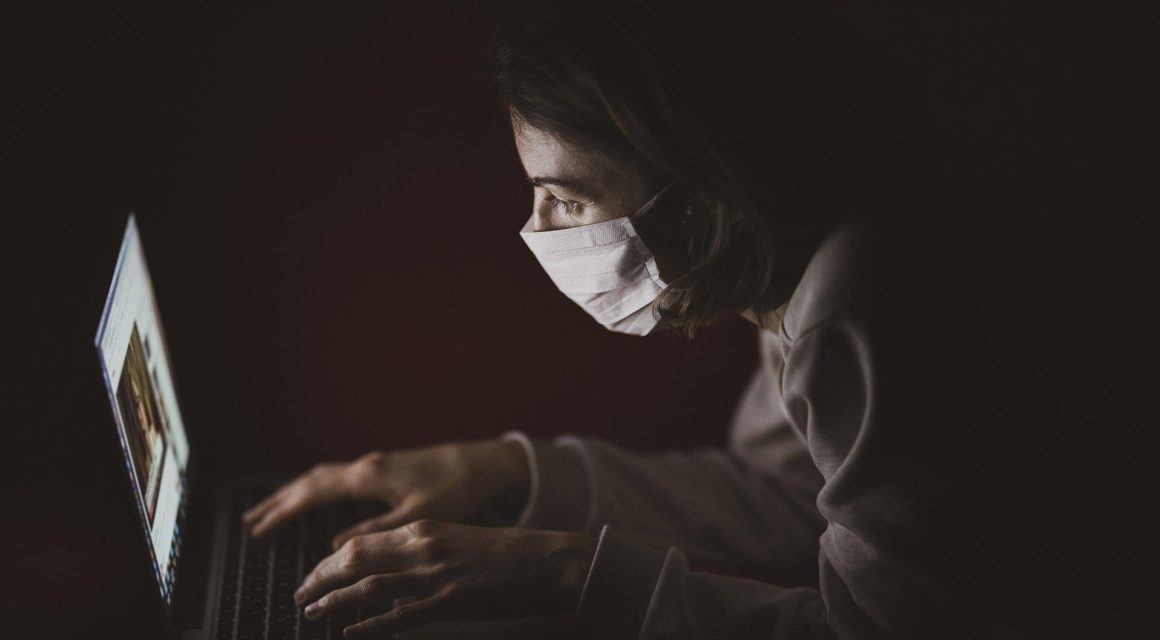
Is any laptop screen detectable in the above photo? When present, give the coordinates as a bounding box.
[95,215,192,605]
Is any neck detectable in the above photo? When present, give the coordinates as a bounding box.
[741,304,788,333]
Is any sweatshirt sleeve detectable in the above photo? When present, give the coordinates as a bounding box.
[783,319,987,638]
[575,525,836,640]
[567,318,990,640]
[499,330,827,582]
[499,427,827,582]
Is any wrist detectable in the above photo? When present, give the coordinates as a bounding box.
[552,532,597,612]
[488,438,532,517]
[495,438,531,493]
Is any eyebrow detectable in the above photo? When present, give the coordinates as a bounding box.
[526,175,600,202]
[528,175,588,191]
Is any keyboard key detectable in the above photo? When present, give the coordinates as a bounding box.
[220,487,390,640]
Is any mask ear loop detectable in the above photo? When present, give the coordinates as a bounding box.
[626,182,686,333]
[619,182,680,311]
[628,182,679,222]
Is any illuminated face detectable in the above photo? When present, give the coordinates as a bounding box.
[513,120,660,231]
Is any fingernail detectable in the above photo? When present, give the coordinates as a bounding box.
[294,588,306,605]
[304,602,319,619]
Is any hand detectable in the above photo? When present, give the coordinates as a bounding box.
[242,439,530,546]
[294,520,596,638]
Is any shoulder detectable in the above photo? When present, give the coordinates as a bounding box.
[780,217,879,341]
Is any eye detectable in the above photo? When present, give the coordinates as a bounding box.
[546,193,580,216]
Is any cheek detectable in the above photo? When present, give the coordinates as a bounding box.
[530,194,569,232]
[573,206,621,227]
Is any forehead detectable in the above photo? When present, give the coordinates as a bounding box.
[513,121,609,181]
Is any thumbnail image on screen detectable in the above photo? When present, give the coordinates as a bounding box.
[116,323,170,522]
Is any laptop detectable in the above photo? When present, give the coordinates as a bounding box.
[95,215,548,640]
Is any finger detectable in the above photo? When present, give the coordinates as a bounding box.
[250,494,314,539]
[331,514,395,552]
[250,470,359,538]
[295,532,407,606]
[342,594,449,639]
[242,482,297,526]
[246,462,362,531]
[331,501,419,550]
[303,572,427,621]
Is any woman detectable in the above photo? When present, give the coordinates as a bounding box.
[242,1,1149,638]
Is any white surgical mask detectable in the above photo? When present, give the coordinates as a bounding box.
[519,184,675,336]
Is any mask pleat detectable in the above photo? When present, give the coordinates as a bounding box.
[517,183,675,336]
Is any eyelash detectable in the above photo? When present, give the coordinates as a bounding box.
[546,193,580,216]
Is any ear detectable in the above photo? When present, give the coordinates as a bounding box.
[634,184,693,283]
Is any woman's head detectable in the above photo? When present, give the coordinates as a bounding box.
[493,0,918,335]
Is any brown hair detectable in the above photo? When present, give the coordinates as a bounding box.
[492,0,920,335]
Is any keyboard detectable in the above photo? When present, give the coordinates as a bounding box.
[215,485,387,640]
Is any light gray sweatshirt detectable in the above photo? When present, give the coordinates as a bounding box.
[503,220,1051,639]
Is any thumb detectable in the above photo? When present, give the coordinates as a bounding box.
[331,502,421,550]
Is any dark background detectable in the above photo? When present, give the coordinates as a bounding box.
[3,1,1156,638]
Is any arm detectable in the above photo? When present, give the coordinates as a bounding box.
[288,320,991,639]
[574,525,836,640]
[504,433,825,581]
[503,332,826,582]
[568,319,990,640]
